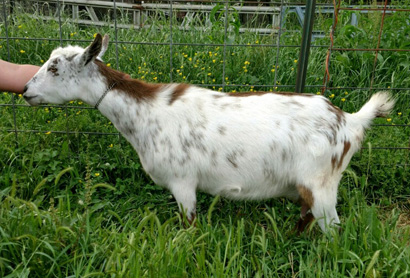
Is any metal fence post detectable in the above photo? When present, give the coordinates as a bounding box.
[295,0,316,93]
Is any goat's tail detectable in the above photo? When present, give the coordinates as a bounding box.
[354,91,395,129]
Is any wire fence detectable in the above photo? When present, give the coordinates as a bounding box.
[1,0,409,168]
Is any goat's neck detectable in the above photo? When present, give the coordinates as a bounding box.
[92,81,161,155]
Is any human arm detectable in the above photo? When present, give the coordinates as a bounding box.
[0,59,40,94]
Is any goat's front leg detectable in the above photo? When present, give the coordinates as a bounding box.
[169,181,197,225]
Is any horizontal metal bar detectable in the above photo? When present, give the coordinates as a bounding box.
[0,35,309,49]
[332,48,410,52]
[339,7,410,12]
[2,129,119,136]
[0,103,96,109]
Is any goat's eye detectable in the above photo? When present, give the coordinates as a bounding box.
[48,67,58,73]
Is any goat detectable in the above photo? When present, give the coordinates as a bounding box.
[23,34,395,233]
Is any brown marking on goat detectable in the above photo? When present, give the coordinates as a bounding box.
[169,83,190,105]
[294,185,316,233]
[331,155,338,171]
[218,126,227,135]
[375,104,388,118]
[289,99,304,108]
[95,60,161,101]
[227,156,238,168]
[337,141,351,169]
[297,185,314,209]
[325,99,346,126]
[330,141,352,172]
[228,91,314,98]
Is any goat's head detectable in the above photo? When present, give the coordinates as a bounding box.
[23,34,109,106]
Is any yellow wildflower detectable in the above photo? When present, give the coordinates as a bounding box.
[387,118,392,122]
[94,173,100,177]
[45,131,51,135]
[341,98,346,102]
[20,50,25,54]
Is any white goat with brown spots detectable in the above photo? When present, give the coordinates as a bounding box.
[23,34,395,233]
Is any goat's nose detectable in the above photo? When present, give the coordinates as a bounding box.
[23,85,28,93]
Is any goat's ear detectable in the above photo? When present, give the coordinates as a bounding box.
[97,34,110,60]
[82,33,103,66]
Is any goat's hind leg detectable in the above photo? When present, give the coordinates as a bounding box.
[310,181,340,233]
[297,178,340,233]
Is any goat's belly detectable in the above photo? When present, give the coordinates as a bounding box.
[198,179,294,201]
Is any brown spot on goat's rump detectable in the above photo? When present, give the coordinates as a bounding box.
[296,185,314,209]
[337,141,351,169]
[330,141,352,171]
[325,99,346,126]
[331,155,338,171]
[95,60,161,101]
[169,83,190,105]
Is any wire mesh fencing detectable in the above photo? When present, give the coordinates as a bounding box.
[1,0,409,175]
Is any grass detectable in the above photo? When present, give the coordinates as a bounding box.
[1,1,410,277]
